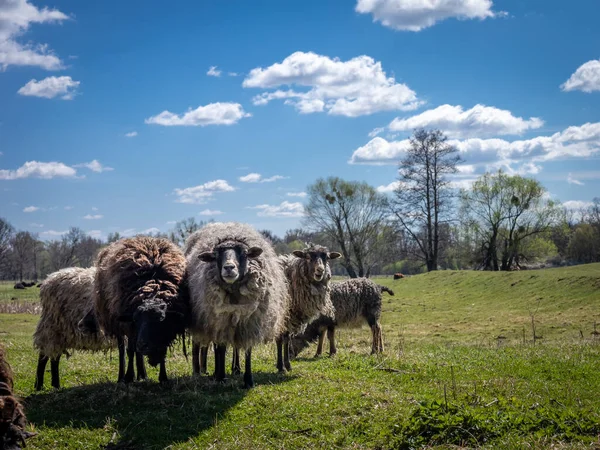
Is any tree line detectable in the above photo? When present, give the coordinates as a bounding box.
[1,129,598,281]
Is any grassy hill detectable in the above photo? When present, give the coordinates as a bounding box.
[1,264,599,449]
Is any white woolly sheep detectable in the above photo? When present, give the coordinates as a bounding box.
[276,243,341,372]
[291,278,393,357]
[185,222,288,388]
[33,267,115,390]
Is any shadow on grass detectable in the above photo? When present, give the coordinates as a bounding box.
[25,372,296,449]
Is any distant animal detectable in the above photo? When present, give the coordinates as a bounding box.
[0,344,35,449]
[12,283,24,290]
[92,236,189,384]
[291,278,393,358]
[22,282,35,288]
[276,243,341,373]
[36,283,42,288]
[185,222,287,388]
[393,273,404,280]
[33,267,115,390]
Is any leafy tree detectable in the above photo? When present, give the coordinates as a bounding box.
[568,224,600,263]
[0,218,15,277]
[391,128,462,271]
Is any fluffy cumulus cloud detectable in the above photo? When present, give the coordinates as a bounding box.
[207,66,221,77]
[17,76,80,99]
[243,51,421,117]
[567,173,584,186]
[355,0,500,32]
[563,200,594,210]
[174,179,236,204]
[561,59,600,93]
[239,173,286,183]
[23,205,39,212]
[199,209,224,216]
[376,181,402,193]
[388,104,544,138]
[0,0,69,70]
[83,214,103,220]
[350,122,600,168]
[248,201,304,218]
[74,160,114,173]
[0,161,77,180]
[145,102,251,127]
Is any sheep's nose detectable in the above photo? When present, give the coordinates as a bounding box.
[223,262,236,271]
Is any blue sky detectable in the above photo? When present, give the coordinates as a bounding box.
[1,0,599,239]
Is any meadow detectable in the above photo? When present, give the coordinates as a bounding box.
[1,264,599,449]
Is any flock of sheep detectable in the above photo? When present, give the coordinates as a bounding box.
[1,221,394,449]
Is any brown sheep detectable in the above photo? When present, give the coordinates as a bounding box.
[393,273,404,280]
[1,345,35,449]
[93,236,189,384]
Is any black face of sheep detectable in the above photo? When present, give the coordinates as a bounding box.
[292,248,342,282]
[199,244,263,284]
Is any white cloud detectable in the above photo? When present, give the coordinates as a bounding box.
[83,214,103,220]
[40,230,67,237]
[0,0,69,70]
[125,131,138,138]
[174,179,236,204]
[166,220,177,225]
[457,164,476,174]
[561,59,600,93]
[17,76,80,99]
[141,227,160,235]
[228,72,238,77]
[563,200,594,210]
[567,173,584,186]
[369,127,385,138]
[243,51,421,117]
[350,122,600,166]
[207,66,222,77]
[29,222,44,228]
[355,0,501,32]
[23,205,39,212]
[287,192,307,198]
[0,161,77,180]
[376,181,402,193]
[91,207,98,211]
[87,230,102,239]
[248,201,304,218]
[74,160,114,173]
[64,205,73,210]
[449,178,478,190]
[388,104,543,138]
[145,102,251,127]
[199,209,224,216]
[239,173,286,183]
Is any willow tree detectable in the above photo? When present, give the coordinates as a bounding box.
[304,177,388,278]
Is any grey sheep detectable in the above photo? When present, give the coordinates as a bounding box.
[185,222,288,388]
[291,278,393,357]
[33,267,115,390]
[276,243,341,373]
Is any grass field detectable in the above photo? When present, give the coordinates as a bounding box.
[1,264,600,449]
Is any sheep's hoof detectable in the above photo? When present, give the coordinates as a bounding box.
[277,367,287,374]
[328,352,337,358]
[284,364,292,372]
[243,374,254,389]
[313,353,322,359]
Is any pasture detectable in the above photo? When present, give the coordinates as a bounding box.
[1,264,599,449]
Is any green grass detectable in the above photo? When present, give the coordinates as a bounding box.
[1,264,600,449]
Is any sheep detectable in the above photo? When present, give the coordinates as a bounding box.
[93,236,189,384]
[12,283,24,290]
[276,243,341,373]
[393,273,404,280]
[290,278,393,358]
[1,344,35,449]
[33,267,115,390]
[185,222,287,388]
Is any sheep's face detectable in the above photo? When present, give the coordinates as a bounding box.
[293,246,342,283]
[199,244,263,285]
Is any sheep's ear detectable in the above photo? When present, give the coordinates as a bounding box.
[198,251,216,262]
[118,313,133,323]
[292,250,305,258]
[247,246,263,259]
[328,252,342,260]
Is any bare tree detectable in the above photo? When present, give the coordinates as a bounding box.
[10,231,35,281]
[391,128,462,271]
[76,235,103,267]
[304,177,389,278]
[168,217,210,247]
[0,218,15,277]
[47,227,86,270]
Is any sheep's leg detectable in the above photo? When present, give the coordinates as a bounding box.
[283,333,292,372]
[192,343,200,375]
[50,355,61,389]
[158,359,168,384]
[376,321,384,353]
[200,346,208,375]
[117,336,126,383]
[135,352,147,380]
[214,344,227,382]
[35,353,49,390]
[124,338,136,383]
[276,337,285,373]
[231,347,241,375]
[315,331,325,358]
[327,326,337,356]
[243,347,254,388]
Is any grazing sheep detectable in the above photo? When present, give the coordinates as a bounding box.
[12,283,24,290]
[94,236,189,384]
[185,222,287,388]
[393,273,404,280]
[276,243,341,373]
[33,267,115,390]
[1,345,35,450]
[291,278,393,358]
